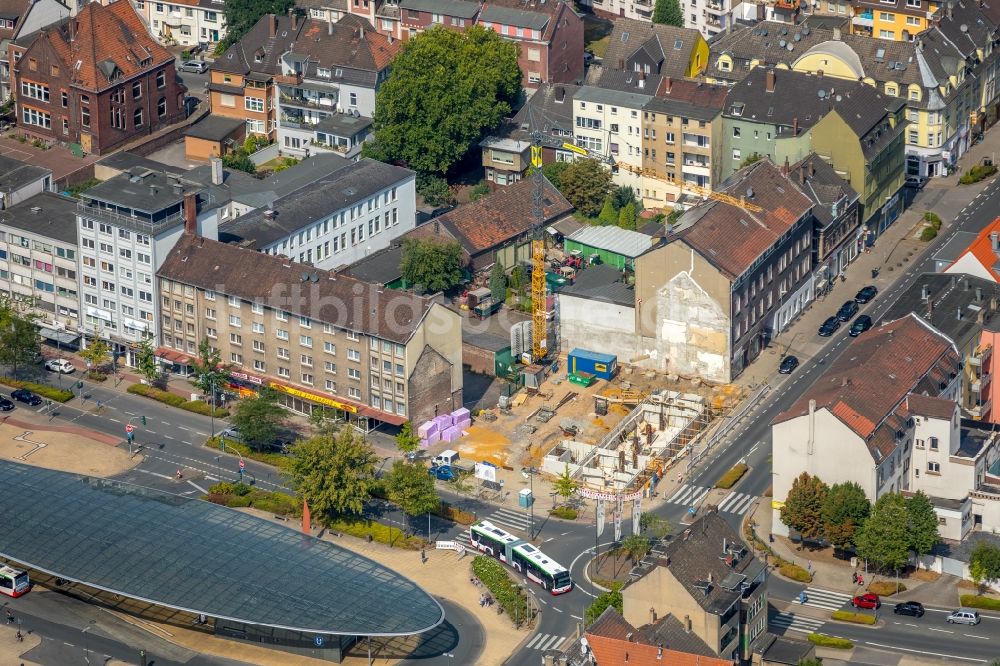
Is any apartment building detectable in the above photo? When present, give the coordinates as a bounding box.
[75,169,221,363]
[397,0,480,40]
[602,19,708,79]
[641,76,727,207]
[156,233,462,429]
[0,0,69,101]
[298,0,348,24]
[0,155,53,208]
[9,1,186,155]
[850,0,940,40]
[0,192,82,341]
[137,0,227,47]
[218,158,416,270]
[622,512,769,663]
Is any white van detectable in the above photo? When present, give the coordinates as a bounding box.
[432,450,460,467]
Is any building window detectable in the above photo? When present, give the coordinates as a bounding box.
[134,108,143,127]
[879,29,895,39]
[158,97,166,118]
[928,461,940,473]
[132,81,142,100]
[20,81,49,102]
[245,97,264,112]
[156,71,166,89]
[732,149,741,161]
[929,437,938,450]
[21,107,50,129]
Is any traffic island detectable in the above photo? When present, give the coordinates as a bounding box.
[830,610,877,625]
[0,420,138,477]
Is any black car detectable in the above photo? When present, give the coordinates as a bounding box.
[0,397,14,411]
[11,389,41,406]
[893,601,925,617]
[819,316,841,337]
[855,285,878,304]
[849,315,873,337]
[778,356,800,374]
[837,299,860,322]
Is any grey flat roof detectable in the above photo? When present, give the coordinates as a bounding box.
[83,170,196,214]
[559,264,635,307]
[0,154,51,194]
[184,115,246,142]
[0,461,443,635]
[0,192,79,244]
[315,112,373,137]
[479,4,549,30]
[95,151,187,176]
[342,244,404,284]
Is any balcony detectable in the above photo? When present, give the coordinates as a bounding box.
[774,0,798,9]
[970,399,993,419]
[970,344,993,367]
[706,1,725,13]
[853,9,874,26]
[279,92,337,111]
[706,16,721,26]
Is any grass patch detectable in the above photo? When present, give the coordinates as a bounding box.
[205,436,287,467]
[472,556,531,626]
[0,377,73,402]
[66,178,100,198]
[205,482,300,516]
[715,463,748,489]
[960,594,1000,611]
[831,610,877,624]
[777,559,813,583]
[808,633,853,649]
[583,15,613,58]
[128,383,229,417]
[326,515,427,550]
[550,506,578,520]
[869,581,906,596]
[959,163,998,184]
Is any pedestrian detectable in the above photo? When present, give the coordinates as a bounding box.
[5,609,13,625]
[852,571,858,584]
[420,548,427,564]
[15,630,22,642]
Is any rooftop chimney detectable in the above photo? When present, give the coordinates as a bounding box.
[556,86,566,102]
[684,615,692,632]
[290,8,298,30]
[664,76,673,94]
[183,192,197,235]
[268,13,277,38]
[329,19,334,35]
[947,0,954,18]
[766,69,776,92]
[210,156,223,185]
[792,116,799,136]
[958,307,963,320]
[781,155,790,176]
[976,286,984,302]
[810,161,816,177]
[799,166,806,185]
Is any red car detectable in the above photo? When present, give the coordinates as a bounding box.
[851,593,881,609]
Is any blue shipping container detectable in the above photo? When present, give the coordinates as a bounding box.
[568,348,618,381]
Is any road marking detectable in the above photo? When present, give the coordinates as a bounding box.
[178,426,191,431]
[864,641,986,662]
[135,469,175,480]
[165,435,175,440]
[187,480,208,493]
[927,627,953,633]
[205,476,219,482]
[147,430,157,434]
[571,615,582,620]
[108,418,121,423]
[552,607,563,613]
[543,537,555,543]
[964,634,990,639]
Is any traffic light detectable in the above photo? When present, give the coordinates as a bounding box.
[141,415,147,426]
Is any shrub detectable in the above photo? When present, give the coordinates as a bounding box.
[469,181,491,201]
[325,515,425,549]
[924,211,942,229]
[959,163,998,184]
[960,594,1000,610]
[551,506,578,520]
[208,482,252,496]
[0,377,73,402]
[716,463,748,489]
[920,226,938,241]
[204,436,287,467]
[86,371,107,382]
[180,399,229,418]
[586,583,623,624]
[416,174,455,207]
[808,633,853,649]
[204,486,300,515]
[251,492,299,515]
[778,561,813,583]
[869,581,906,596]
[128,383,228,417]
[436,503,476,525]
[472,556,531,625]
[831,610,877,624]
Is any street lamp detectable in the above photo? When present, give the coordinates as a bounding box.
[209,378,217,439]
[82,619,96,664]
[521,466,537,540]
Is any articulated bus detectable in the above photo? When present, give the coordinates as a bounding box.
[0,566,30,598]
[469,521,573,594]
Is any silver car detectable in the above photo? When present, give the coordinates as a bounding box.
[946,609,981,625]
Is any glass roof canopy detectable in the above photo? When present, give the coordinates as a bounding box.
[1,461,444,636]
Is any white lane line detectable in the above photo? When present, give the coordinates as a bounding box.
[864,642,986,662]
[108,418,121,423]
[135,469,174,480]
[205,476,219,482]
[187,480,208,494]
[964,634,990,640]
[165,435,175,440]
[552,606,563,613]
[178,426,191,431]
[571,615,582,621]
[928,627,953,634]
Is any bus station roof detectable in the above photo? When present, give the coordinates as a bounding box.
[1,461,444,636]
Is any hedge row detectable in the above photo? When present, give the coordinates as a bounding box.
[205,436,287,467]
[960,594,1000,610]
[715,463,748,489]
[869,581,906,596]
[920,226,938,241]
[808,633,853,649]
[205,483,300,516]
[777,560,813,583]
[325,515,425,550]
[550,506,578,520]
[831,610,877,625]
[0,377,73,403]
[437,503,476,525]
[959,163,998,184]
[128,383,229,417]
[472,556,530,626]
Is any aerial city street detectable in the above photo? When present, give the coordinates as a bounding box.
[4,0,1000,664]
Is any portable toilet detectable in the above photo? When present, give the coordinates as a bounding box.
[519,488,534,508]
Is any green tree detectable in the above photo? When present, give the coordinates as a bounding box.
[855,493,911,575]
[230,387,287,450]
[308,406,342,435]
[558,158,613,217]
[611,185,641,212]
[527,161,571,190]
[740,152,765,169]
[617,202,637,231]
[488,262,507,303]
[585,584,623,624]
[384,460,440,516]
[597,196,617,226]
[400,238,465,293]
[639,513,671,540]
[220,0,296,51]
[969,541,1000,592]
[821,482,870,550]
[282,428,379,516]
[619,533,650,563]
[135,334,161,385]
[191,338,231,396]
[365,27,522,174]
[395,421,421,456]
[416,174,455,207]
[652,0,683,26]
[222,150,256,175]
[798,659,825,666]
[0,299,39,377]
[907,490,940,558]
[469,180,491,201]
[780,472,829,541]
[79,337,110,372]
[553,464,579,503]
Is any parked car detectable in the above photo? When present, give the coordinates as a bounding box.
[851,593,881,610]
[819,316,841,337]
[44,358,76,374]
[849,315,873,337]
[180,60,209,74]
[947,609,981,625]
[429,464,455,481]
[893,601,925,617]
[855,285,878,304]
[11,389,41,406]
[220,426,240,440]
[905,175,928,189]
[837,299,860,322]
[778,356,800,374]
[0,397,14,412]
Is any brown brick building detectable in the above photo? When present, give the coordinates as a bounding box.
[9,0,186,155]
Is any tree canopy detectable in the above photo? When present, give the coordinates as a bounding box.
[969,541,1000,592]
[135,334,161,385]
[553,464,579,503]
[191,338,230,395]
[821,482,870,550]
[0,299,39,376]
[558,158,613,217]
[400,238,465,293]
[79,337,110,371]
[855,493,911,573]
[282,428,379,517]
[652,0,683,26]
[366,26,522,174]
[230,387,287,450]
[780,472,828,540]
[906,491,940,557]
[220,0,296,51]
[384,460,440,516]
[394,421,421,455]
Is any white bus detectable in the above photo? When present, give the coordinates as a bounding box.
[0,566,29,598]
[470,521,573,594]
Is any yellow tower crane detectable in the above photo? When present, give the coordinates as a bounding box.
[530,137,548,362]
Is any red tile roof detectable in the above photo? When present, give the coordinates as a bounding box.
[773,313,961,458]
[675,159,813,280]
[28,1,174,92]
[586,633,734,666]
[948,216,1000,282]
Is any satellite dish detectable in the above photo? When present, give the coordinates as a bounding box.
[779,39,787,47]
[788,44,794,51]
[802,26,810,35]
[781,27,788,35]
[794,33,801,41]
[746,187,755,198]
[301,272,310,282]
[960,23,968,32]
[311,273,319,282]
[818,89,827,98]
[836,94,843,101]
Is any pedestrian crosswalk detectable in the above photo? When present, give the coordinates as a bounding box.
[801,587,853,612]
[770,612,824,634]
[525,632,570,651]
[665,484,757,516]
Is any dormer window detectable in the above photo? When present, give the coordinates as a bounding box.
[730,102,744,116]
[318,67,331,78]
